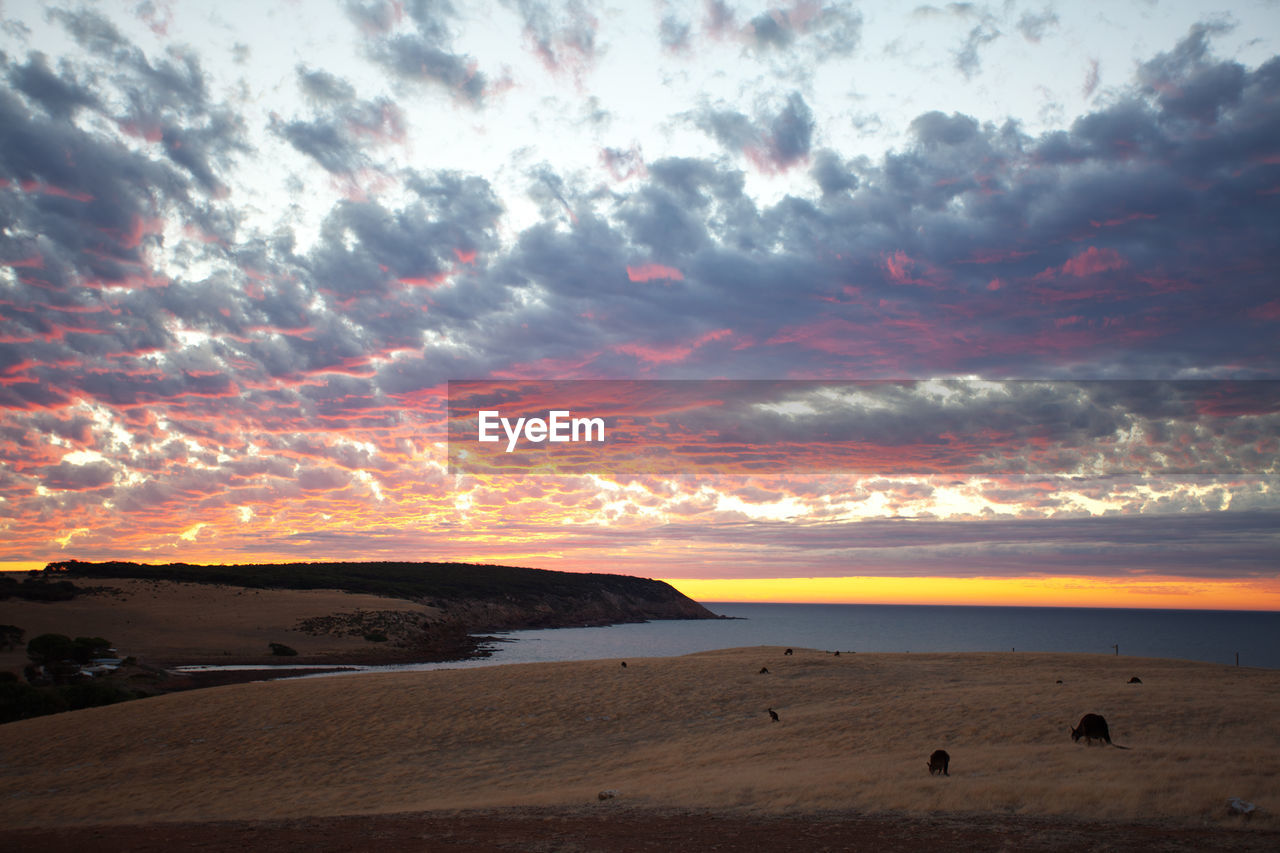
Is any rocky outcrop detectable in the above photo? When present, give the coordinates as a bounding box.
[420,575,719,632]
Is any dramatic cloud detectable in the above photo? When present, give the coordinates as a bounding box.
[1,4,1277,603]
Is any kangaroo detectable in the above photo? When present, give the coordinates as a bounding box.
[926,749,950,776]
[1069,713,1131,749]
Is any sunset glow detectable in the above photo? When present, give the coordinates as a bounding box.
[669,577,1280,611]
[2,3,1278,609]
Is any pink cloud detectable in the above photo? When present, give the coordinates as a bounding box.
[1061,246,1128,277]
[616,328,731,363]
[627,263,684,283]
[882,250,945,288]
[1035,246,1129,281]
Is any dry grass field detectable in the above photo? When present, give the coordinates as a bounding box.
[0,578,440,669]
[1,647,1276,834]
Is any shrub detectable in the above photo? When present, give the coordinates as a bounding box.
[0,625,23,651]
[26,633,75,667]
[0,681,68,723]
[268,642,298,656]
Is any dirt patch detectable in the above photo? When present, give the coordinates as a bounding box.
[2,807,1275,852]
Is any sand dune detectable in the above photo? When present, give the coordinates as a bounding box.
[1,647,1276,832]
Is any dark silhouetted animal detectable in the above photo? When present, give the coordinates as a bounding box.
[768,708,779,722]
[1127,676,1141,683]
[759,666,769,674]
[784,648,793,656]
[927,749,950,776]
[1069,713,1131,748]
[620,661,627,668]
[833,651,840,656]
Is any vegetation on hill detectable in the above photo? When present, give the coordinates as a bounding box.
[0,575,82,602]
[42,560,716,624]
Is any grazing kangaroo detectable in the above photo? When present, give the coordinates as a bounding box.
[926,749,950,776]
[768,708,779,722]
[1069,713,1131,749]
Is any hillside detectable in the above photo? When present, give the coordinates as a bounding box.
[2,650,1277,843]
[2,561,719,671]
[44,560,716,626]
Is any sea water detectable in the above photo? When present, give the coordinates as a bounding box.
[179,603,1280,678]
[328,603,1280,675]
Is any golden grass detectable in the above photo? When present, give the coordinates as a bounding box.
[1,648,1277,830]
[0,578,439,666]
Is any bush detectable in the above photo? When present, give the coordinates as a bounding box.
[71,637,112,664]
[0,578,79,602]
[268,642,298,656]
[27,634,114,669]
[61,680,138,711]
[0,679,141,724]
[0,625,23,651]
[0,681,68,723]
[363,632,389,643]
[27,633,75,667]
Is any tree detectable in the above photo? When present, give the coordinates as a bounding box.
[0,625,22,651]
[26,633,75,667]
[71,637,112,664]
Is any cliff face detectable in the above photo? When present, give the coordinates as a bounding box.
[425,576,719,632]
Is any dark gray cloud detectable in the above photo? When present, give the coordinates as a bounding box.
[40,460,115,491]
[809,149,859,197]
[692,92,814,170]
[767,92,814,167]
[638,510,1280,579]
[298,66,357,103]
[353,0,486,103]
[1137,24,1246,124]
[8,52,98,118]
[273,74,404,176]
[373,35,486,103]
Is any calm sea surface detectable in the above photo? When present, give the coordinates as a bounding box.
[260,603,1280,677]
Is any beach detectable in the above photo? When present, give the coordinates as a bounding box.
[2,647,1277,849]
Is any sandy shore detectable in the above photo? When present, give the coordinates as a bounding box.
[1,647,1277,844]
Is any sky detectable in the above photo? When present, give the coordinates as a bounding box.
[1,0,1279,609]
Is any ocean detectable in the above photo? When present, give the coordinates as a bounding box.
[306,602,1280,676]
[172,603,1280,679]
